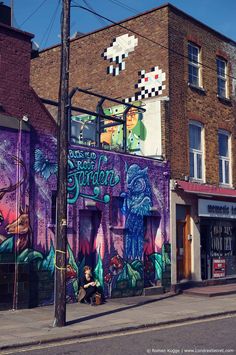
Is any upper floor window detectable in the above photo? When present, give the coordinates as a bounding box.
[188,42,201,87]
[189,121,204,181]
[217,58,228,98]
[218,130,231,185]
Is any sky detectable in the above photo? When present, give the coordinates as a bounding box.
[5,0,236,50]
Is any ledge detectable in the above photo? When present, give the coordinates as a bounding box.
[217,95,232,106]
[188,83,206,95]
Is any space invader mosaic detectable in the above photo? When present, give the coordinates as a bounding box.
[124,66,166,103]
[102,34,138,76]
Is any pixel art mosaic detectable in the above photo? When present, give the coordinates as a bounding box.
[124,66,166,103]
[102,34,138,76]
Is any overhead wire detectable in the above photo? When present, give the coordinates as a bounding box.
[19,0,48,27]
[81,0,107,27]
[73,3,236,81]
[40,0,61,49]
[106,0,138,15]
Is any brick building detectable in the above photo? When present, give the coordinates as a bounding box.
[31,4,236,288]
[0,4,171,309]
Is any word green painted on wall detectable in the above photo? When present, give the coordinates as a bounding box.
[67,149,120,204]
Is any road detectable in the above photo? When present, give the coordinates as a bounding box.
[5,315,236,355]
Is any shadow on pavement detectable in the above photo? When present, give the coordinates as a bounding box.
[67,292,179,326]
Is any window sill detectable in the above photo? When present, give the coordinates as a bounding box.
[188,83,206,95]
[217,95,232,106]
[219,184,233,189]
[189,178,205,184]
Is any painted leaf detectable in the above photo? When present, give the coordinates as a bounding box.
[67,243,78,274]
[17,249,44,264]
[0,236,13,253]
[149,252,163,280]
[94,252,104,288]
[41,240,55,274]
[117,263,141,288]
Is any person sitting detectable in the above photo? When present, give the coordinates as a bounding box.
[79,265,98,305]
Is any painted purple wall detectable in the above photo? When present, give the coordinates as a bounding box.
[0,130,170,307]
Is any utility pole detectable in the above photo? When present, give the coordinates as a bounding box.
[53,0,71,328]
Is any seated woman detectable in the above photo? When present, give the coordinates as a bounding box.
[79,265,99,305]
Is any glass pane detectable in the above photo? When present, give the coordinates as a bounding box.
[219,159,223,183]
[70,115,96,146]
[218,133,228,157]
[217,78,226,97]
[217,58,226,77]
[189,124,201,150]
[197,153,202,179]
[188,64,199,86]
[190,151,194,177]
[188,44,199,63]
[225,160,229,184]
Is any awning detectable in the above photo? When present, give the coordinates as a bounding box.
[176,180,236,199]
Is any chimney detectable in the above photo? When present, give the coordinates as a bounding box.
[0,2,11,26]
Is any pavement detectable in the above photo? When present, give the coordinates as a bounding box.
[1,287,236,352]
[184,283,236,297]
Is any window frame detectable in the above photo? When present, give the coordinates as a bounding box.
[189,121,205,182]
[188,42,201,88]
[218,130,231,186]
[216,57,228,99]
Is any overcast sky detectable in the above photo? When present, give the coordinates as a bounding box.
[6,0,236,49]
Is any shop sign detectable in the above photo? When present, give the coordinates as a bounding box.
[198,199,236,219]
[212,258,226,278]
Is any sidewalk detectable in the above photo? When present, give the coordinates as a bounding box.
[1,292,236,351]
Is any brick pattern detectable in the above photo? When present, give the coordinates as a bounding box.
[0,24,56,135]
[30,4,236,188]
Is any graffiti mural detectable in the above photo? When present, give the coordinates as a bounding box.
[102,34,138,76]
[68,149,120,204]
[0,129,170,307]
[70,101,146,155]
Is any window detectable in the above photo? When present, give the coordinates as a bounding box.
[189,122,204,180]
[217,58,228,98]
[188,42,201,87]
[218,131,231,185]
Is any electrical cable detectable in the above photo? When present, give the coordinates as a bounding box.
[106,0,138,15]
[19,0,48,27]
[82,0,107,27]
[40,0,61,49]
[73,3,236,81]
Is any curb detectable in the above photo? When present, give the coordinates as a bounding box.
[1,309,236,352]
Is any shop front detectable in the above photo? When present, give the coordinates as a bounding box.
[199,199,236,280]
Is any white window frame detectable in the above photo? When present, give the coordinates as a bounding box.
[217,57,228,98]
[188,42,201,87]
[189,121,205,182]
[218,130,231,186]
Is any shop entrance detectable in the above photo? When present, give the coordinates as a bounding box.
[176,205,191,282]
[200,219,236,279]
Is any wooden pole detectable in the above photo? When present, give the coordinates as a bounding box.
[53,0,70,328]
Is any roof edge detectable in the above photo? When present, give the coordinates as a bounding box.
[0,22,34,39]
[37,2,236,55]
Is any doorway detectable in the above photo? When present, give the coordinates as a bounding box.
[78,210,102,271]
[176,205,191,282]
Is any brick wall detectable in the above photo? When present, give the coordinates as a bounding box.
[0,23,56,135]
[168,7,236,186]
[30,4,236,187]
[31,5,169,110]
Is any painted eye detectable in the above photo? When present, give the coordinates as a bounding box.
[155,74,159,79]
[145,77,148,82]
